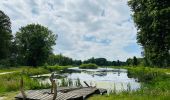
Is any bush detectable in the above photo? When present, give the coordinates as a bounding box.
[127,67,167,83]
[80,63,98,69]
[0,59,10,68]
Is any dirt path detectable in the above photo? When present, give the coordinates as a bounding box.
[0,71,16,75]
[166,72,170,75]
[0,97,7,100]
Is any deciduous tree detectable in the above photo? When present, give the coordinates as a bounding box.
[15,24,57,67]
[0,10,12,61]
[128,0,170,67]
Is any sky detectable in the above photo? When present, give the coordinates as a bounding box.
[0,0,142,61]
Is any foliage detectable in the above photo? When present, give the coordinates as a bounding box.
[0,72,50,94]
[47,54,73,66]
[60,78,81,87]
[83,57,126,66]
[47,54,83,66]
[0,66,49,74]
[0,10,12,66]
[73,60,82,66]
[15,24,57,67]
[22,67,50,76]
[128,0,170,67]
[127,67,168,83]
[0,66,51,94]
[89,92,170,100]
[126,57,145,66]
[80,63,98,69]
[45,65,72,72]
[0,59,10,68]
[132,56,138,66]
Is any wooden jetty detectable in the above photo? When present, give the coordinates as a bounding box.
[15,74,107,100]
[15,87,107,100]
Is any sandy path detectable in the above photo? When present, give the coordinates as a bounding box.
[0,71,16,75]
[0,97,7,100]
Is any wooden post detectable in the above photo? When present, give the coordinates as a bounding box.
[20,77,26,100]
[84,81,90,87]
[53,80,57,100]
[50,73,55,93]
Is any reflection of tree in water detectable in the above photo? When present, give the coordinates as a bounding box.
[93,72,107,77]
[85,71,95,75]
[117,69,120,76]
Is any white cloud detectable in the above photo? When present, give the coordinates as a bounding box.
[0,0,141,61]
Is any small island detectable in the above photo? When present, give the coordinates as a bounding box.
[79,63,98,69]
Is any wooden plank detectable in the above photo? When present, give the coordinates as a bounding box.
[58,92,78,100]
[15,87,106,100]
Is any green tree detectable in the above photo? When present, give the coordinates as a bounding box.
[126,58,133,66]
[48,53,82,66]
[0,10,12,61]
[133,56,138,66]
[15,24,57,67]
[73,60,82,66]
[128,0,170,67]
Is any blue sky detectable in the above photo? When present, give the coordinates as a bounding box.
[0,0,141,61]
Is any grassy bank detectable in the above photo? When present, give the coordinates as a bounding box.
[0,71,50,94]
[1,66,170,99]
[89,66,170,100]
[0,65,73,94]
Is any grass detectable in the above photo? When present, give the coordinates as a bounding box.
[1,65,170,99]
[0,91,19,100]
[0,65,74,94]
[0,72,51,94]
[0,66,49,75]
[45,65,72,72]
[89,92,170,100]
[89,66,170,100]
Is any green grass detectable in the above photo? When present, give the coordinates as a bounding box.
[0,66,49,75]
[45,65,72,71]
[1,66,170,99]
[0,72,51,94]
[0,91,19,100]
[0,65,74,94]
[89,92,170,100]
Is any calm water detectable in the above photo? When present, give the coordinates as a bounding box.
[32,67,140,92]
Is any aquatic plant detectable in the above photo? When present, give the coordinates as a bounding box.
[127,83,131,92]
[75,78,82,87]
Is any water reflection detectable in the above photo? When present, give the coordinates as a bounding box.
[32,67,140,92]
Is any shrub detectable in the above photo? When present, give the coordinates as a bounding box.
[80,63,98,69]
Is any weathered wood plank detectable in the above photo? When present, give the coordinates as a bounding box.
[15,87,107,100]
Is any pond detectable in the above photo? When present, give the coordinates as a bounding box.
[32,67,140,93]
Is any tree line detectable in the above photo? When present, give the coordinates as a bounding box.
[47,55,126,66]
[1,0,170,69]
[0,10,132,68]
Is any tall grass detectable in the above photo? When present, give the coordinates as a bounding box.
[60,78,82,87]
[45,65,72,72]
[0,72,50,94]
[0,65,75,94]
